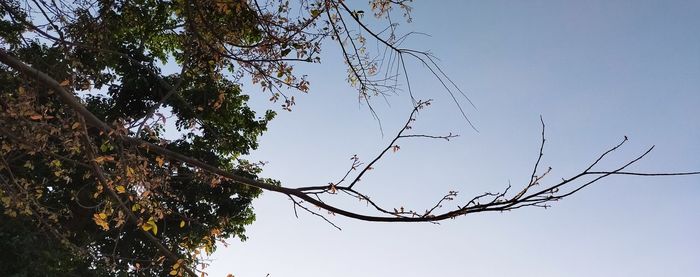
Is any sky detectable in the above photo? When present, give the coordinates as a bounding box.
[205,1,700,276]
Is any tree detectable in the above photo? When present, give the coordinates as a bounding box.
[0,0,696,276]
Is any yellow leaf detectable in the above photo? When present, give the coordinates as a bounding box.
[173,263,180,269]
[180,220,186,228]
[93,213,110,230]
[142,218,158,235]
[50,159,62,168]
[169,270,178,276]
[131,203,140,212]
[126,167,135,177]
[142,224,152,232]
[156,156,164,167]
[115,185,125,193]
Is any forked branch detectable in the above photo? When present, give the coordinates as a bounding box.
[1,49,698,227]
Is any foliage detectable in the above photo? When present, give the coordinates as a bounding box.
[0,0,281,275]
[1,0,697,276]
[0,212,115,277]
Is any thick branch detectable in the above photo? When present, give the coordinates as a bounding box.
[1,49,698,228]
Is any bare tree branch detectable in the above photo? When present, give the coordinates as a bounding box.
[2,49,698,228]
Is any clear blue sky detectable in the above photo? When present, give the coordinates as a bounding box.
[206,1,700,276]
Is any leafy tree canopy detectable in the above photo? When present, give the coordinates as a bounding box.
[0,0,288,275]
[0,0,424,275]
[2,1,697,276]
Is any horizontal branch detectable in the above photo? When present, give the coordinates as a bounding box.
[1,48,698,229]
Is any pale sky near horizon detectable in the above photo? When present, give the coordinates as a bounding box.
[205,1,700,276]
